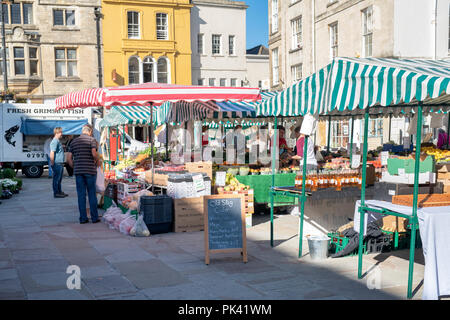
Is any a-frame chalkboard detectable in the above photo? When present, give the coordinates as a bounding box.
[203,194,248,264]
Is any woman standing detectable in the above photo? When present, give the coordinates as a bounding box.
[291,126,318,172]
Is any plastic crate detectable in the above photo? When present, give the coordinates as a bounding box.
[328,232,368,256]
[140,195,173,234]
[366,235,391,253]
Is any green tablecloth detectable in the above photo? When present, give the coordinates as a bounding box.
[235,173,298,206]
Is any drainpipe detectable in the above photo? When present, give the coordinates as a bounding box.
[94,7,104,113]
[1,3,8,91]
[433,0,437,60]
[312,0,316,72]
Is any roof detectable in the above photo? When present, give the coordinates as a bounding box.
[257,57,450,119]
[246,45,269,55]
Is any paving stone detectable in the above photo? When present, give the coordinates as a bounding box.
[27,289,92,300]
[104,248,156,263]
[51,239,92,250]
[101,291,149,300]
[12,248,64,262]
[113,259,189,289]
[0,278,25,299]
[0,268,18,281]
[89,238,141,255]
[0,248,11,261]
[83,275,137,298]
[141,282,217,300]
[78,265,121,279]
[16,259,70,275]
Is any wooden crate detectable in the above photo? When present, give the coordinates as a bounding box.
[173,197,205,233]
[392,193,450,207]
[218,189,254,214]
[145,171,169,186]
[185,161,213,179]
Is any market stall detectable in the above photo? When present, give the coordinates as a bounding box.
[257,57,450,299]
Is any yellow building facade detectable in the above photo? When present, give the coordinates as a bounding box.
[102,0,192,87]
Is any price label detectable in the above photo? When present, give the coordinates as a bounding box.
[215,171,226,187]
[381,151,389,166]
[192,174,205,193]
[351,155,361,169]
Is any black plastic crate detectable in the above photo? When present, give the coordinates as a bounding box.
[367,235,391,253]
[147,222,173,235]
[104,183,117,201]
[140,195,173,226]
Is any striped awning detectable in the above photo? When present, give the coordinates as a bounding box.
[257,58,450,117]
[99,106,156,127]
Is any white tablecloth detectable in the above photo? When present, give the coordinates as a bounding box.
[353,199,450,300]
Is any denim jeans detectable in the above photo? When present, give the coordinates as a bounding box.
[46,155,53,177]
[51,163,63,195]
[75,174,98,223]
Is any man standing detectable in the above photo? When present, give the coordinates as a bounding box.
[66,124,100,224]
[50,127,67,198]
[44,137,53,179]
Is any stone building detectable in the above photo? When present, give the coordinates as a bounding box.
[0,0,102,103]
[246,45,270,91]
[191,0,247,87]
[268,0,450,148]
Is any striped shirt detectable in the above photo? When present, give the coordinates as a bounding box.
[68,134,97,175]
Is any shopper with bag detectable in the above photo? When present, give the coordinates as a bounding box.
[86,155,105,219]
[66,124,101,224]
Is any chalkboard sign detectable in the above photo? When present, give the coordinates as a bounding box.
[203,194,247,264]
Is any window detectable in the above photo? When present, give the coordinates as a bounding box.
[272,48,279,86]
[291,64,302,83]
[209,78,215,86]
[368,119,383,138]
[329,22,338,59]
[11,3,21,24]
[271,0,278,34]
[331,120,349,148]
[1,4,8,24]
[0,47,9,76]
[128,56,140,84]
[197,34,204,55]
[212,34,221,55]
[229,35,235,55]
[157,57,168,83]
[231,78,237,87]
[156,13,168,40]
[198,78,205,86]
[23,3,33,24]
[127,11,140,39]
[220,78,226,87]
[143,57,155,83]
[13,47,25,75]
[55,48,77,77]
[53,9,74,26]
[29,47,38,76]
[362,6,373,57]
[291,17,302,49]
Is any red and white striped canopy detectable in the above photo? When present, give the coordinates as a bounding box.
[55,82,261,110]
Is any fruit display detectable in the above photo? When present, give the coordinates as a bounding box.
[260,167,272,175]
[217,173,251,192]
[422,146,450,163]
[114,159,136,171]
[323,158,350,170]
[239,167,250,176]
[280,167,291,173]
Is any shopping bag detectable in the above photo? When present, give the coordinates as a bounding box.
[96,167,106,193]
[130,214,150,237]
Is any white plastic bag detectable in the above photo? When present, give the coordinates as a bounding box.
[130,214,150,237]
[102,206,122,229]
[113,210,131,230]
[119,214,137,235]
[96,167,106,193]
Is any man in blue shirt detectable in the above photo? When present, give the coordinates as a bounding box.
[50,127,67,198]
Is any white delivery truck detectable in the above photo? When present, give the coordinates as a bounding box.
[0,103,92,178]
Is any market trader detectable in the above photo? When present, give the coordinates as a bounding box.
[66,124,101,224]
[49,127,67,198]
[291,126,318,171]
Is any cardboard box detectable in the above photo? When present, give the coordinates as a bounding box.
[444,185,450,194]
[173,197,205,233]
[437,172,450,180]
[384,182,444,196]
[382,215,408,233]
[145,171,169,186]
[436,164,450,173]
[219,189,254,214]
[185,161,213,179]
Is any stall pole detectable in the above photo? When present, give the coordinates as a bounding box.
[107,127,110,170]
[327,116,331,154]
[122,125,125,160]
[150,104,155,193]
[349,116,354,164]
[357,108,370,279]
[447,112,450,137]
[407,103,422,299]
[388,114,392,142]
[115,126,119,163]
[298,135,308,258]
[165,123,169,161]
[270,117,277,247]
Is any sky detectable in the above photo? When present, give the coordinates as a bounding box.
[245,0,268,49]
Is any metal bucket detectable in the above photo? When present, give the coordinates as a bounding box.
[307,235,330,260]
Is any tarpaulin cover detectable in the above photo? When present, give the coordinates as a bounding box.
[19,119,88,135]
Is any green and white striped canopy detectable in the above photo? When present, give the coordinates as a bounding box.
[99,105,169,127]
[257,57,450,118]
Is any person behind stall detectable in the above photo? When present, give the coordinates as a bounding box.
[269,126,291,167]
[65,135,74,177]
[202,126,209,147]
[50,127,68,198]
[437,128,449,149]
[291,126,318,171]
